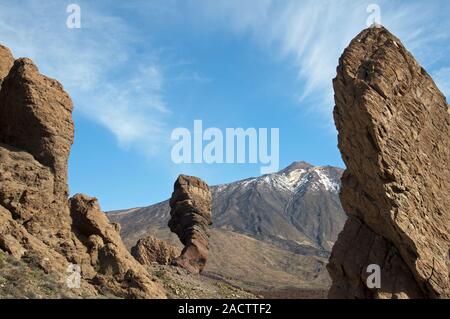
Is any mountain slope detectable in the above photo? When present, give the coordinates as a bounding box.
[108,162,346,291]
[110,162,346,254]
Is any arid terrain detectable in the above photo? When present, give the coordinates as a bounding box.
[109,162,346,295]
[0,25,448,300]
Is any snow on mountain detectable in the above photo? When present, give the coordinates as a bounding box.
[109,162,346,257]
[218,163,340,195]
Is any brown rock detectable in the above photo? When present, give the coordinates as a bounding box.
[131,235,179,266]
[328,27,450,298]
[0,58,74,198]
[69,195,165,298]
[0,45,166,298]
[0,45,14,85]
[0,57,77,257]
[168,175,212,274]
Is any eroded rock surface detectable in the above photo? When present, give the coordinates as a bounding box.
[69,195,165,298]
[328,27,450,299]
[168,175,212,274]
[0,45,13,86]
[0,45,165,298]
[131,235,179,266]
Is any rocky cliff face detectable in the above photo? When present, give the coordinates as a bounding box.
[328,27,450,299]
[168,175,212,274]
[0,45,165,298]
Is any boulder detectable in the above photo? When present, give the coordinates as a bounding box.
[131,235,179,266]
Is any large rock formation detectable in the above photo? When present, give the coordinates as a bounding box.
[0,46,165,298]
[131,235,179,266]
[168,175,212,274]
[69,195,164,298]
[328,27,450,298]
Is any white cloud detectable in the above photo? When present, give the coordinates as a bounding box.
[1,0,448,143]
[88,64,171,154]
[0,0,170,155]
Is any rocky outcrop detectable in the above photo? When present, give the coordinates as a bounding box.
[131,236,179,266]
[328,27,450,298]
[69,195,164,298]
[0,45,165,298]
[168,175,212,274]
[0,45,13,86]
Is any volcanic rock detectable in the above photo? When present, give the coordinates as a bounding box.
[0,58,74,197]
[328,27,450,298]
[69,195,165,298]
[168,175,212,274]
[0,45,13,85]
[0,46,165,298]
[131,235,180,266]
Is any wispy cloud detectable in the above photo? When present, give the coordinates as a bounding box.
[1,0,448,144]
[190,0,450,122]
[88,64,170,153]
[0,0,170,155]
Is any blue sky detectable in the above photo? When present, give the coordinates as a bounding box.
[0,0,449,210]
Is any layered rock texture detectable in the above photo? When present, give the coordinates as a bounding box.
[131,235,179,266]
[168,175,212,274]
[328,27,450,299]
[0,45,13,86]
[0,45,165,298]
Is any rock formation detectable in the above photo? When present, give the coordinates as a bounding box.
[0,45,165,298]
[328,27,450,298]
[168,175,212,274]
[131,236,179,266]
[0,45,13,86]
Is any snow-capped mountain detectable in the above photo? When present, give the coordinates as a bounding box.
[217,161,341,194]
[211,162,345,255]
[109,162,346,256]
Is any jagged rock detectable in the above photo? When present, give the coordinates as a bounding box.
[0,45,166,298]
[168,175,212,274]
[0,45,13,86]
[131,235,179,266]
[0,58,73,197]
[328,27,450,298]
[0,57,77,259]
[69,195,165,298]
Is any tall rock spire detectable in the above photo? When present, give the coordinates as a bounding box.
[328,27,450,298]
[169,175,212,274]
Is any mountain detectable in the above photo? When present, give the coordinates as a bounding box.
[108,162,347,292]
[213,162,345,254]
